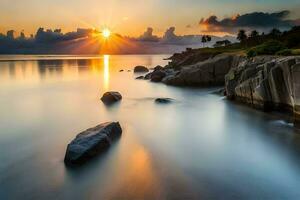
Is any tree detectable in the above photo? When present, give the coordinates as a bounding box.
[206,35,212,42]
[201,35,207,47]
[250,30,259,38]
[269,28,281,37]
[237,29,247,43]
[201,35,212,47]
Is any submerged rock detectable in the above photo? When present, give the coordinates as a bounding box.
[135,76,144,80]
[101,91,122,105]
[64,122,122,165]
[134,65,149,73]
[155,98,173,104]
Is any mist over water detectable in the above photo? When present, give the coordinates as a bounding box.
[1,55,300,199]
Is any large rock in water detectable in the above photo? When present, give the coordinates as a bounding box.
[64,122,122,165]
[134,65,149,73]
[101,91,122,105]
[162,54,243,86]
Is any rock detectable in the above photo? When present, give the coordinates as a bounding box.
[224,56,300,113]
[127,70,131,72]
[144,72,152,80]
[135,76,144,80]
[151,70,167,82]
[212,88,226,96]
[119,69,124,72]
[101,91,122,105]
[155,98,173,104]
[64,122,122,165]
[154,65,164,71]
[163,54,242,86]
[293,63,300,128]
[134,65,149,73]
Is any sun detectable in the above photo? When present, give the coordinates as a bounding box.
[102,28,111,39]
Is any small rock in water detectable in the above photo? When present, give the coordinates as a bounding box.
[127,70,131,72]
[119,69,124,72]
[155,98,173,104]
[101,91,122,105]
[64,122,122,166]
[134,65,149,73]
[135,76,144,80]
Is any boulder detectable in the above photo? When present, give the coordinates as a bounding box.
[134,66,149,73]
[64,122,122,165]
[155,98,173,104]
[101,91,122,105]
[154,65,164,71]
[151,70,167,82]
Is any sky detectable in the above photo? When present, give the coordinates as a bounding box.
[0,0,300,37]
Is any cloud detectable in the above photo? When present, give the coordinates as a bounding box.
[199,10,299,33]
[137,27,159,42]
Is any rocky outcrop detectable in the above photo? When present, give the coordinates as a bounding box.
[293,63,300,128]
[101,91,122,105]
[155,98,173,104]
[225,56,300,115]
[162,54,243,86]
[134,66,149,73]
[64,122,122,165]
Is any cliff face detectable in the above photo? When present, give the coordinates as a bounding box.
[224,56,300,127]
[162,54,243,86]
[162,50,300,128]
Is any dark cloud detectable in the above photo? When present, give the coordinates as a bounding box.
[199,10,299,33]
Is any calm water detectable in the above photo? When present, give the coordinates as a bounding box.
[1,55,300,200]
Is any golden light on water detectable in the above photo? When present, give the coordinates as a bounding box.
[103,55,110,91]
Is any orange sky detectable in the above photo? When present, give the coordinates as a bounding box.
[0,0,299,37]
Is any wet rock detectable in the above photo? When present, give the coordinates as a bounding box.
[293,63,300,128]
[225,56,300,112]
[155,98,173,104]
[127,70,131,72]
[134,65,149,73]
[154,65,164,71]
[119,69,124,72]
[101,91,122,105]
[135,76,144,80]
[151,70,167,82]
[163,54,242,86]
[144,72,152,80]
[64,122,122,165]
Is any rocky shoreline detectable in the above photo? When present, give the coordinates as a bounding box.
[135,49,300,128]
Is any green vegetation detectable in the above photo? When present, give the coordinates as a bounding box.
[247,40,287,57]
[206,26,300,57]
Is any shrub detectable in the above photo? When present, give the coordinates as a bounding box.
[247,40,287,57]
[276,49,293,56]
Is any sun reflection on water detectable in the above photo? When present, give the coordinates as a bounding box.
[103,55,110,91]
